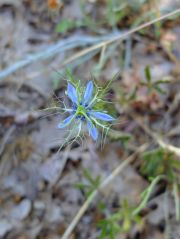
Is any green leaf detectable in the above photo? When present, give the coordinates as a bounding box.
[128,86,137,101]
[154,85,166,94]
[74,183,88,191]
[141,148,164,177]
[133,175,165,216]
[141,148,175,180]
[55,19,76,33]
[98,227,107,239]
[83,169,101,188]
[145,65,151,83]
[108,129,132,143]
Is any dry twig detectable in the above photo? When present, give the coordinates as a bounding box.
[62,9,180,67]
[135,118,180,157]
[0,126,15,156]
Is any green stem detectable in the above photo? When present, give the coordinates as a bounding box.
[132,175,166,216]
[173,181,180,221]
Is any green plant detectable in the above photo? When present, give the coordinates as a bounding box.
[140,148,180,220]
[141,65,171,94]
[97,175,175,239]
[55,19,80,33]
[75,169,101,197]
[141,147,178,180]
[132,175,166,215]
[98,199,142,239]
[55,0,151,34]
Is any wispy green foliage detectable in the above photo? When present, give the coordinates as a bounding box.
[141,147,177,180]
[97,174,176,239]
[106,0,150,29]
[98,199,142,239]
[107,129,132,146]
[114,84,138,108]
[133,175,165,215]
[55,0,151,34]
[75,168,101,197]
[141,65,171,94]
[106,0,127,28]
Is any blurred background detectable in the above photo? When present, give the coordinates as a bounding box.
[0,0,180,238]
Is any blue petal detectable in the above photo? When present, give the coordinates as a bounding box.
[91,111,115,121]
[67,83,78,104]
[58,114,74,128]
[87,121,98,141]
[83,81,94,105]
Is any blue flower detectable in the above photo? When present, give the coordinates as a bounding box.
[58,81,115,141]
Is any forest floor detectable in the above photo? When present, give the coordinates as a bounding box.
[0,1,180,239]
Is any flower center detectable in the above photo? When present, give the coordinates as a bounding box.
[76,105,86,116]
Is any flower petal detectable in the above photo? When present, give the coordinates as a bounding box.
[67,83,78,104]
[83,81,94,105]
[91,111,115,121]
[87,120,98,141]
[58,114,74,128]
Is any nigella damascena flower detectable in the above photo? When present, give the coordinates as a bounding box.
[58,81,115,141]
